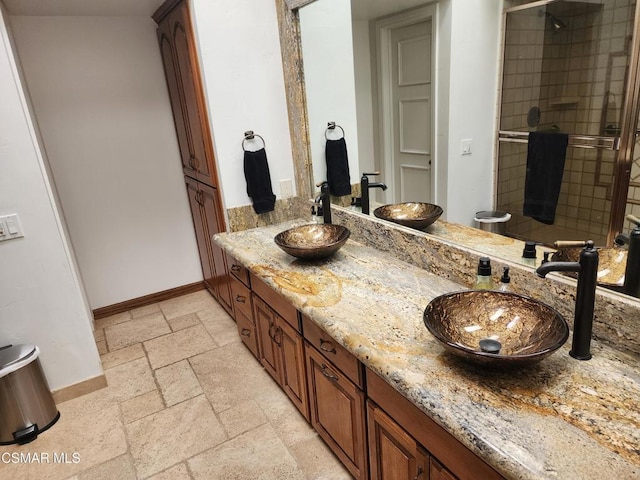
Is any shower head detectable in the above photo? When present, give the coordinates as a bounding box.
[545,12,567,33]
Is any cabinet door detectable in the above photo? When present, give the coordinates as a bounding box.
[277,317,309,421]
[367,401,429,480]
[169,4,213,185]
[157,18,192,175]
[199,183,233,315]
[185,178,214,288]
[306,345,368,480]
[236,309,259,360]
[431,458,458,480]
[253,295,281,383]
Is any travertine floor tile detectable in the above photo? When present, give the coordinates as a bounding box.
[120,390,164,424]
[100,344,145,371]
[59,357,155,420]
[272,408,318,448]
[93,328,105,342]
[190,342,278,413]
[144,324,215,370]
[95,311,132,330]
[197,305,234,336]
[218,399,268,438]
[95,339,108,355]
[126,395,227,478]
[146,463,191,480]
[167,312,200,332]
[130,303,160,319]
[105,313,170,351]
[77,453,136,480]
[188,423,304,479]
[158,290,218,320]
[288,435,352,479]
[0,405,126,480]
[155,360,203,406]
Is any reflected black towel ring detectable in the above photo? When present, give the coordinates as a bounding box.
[325,122,345,140]
[242,130,266,152]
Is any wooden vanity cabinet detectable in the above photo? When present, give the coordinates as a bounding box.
[303,316,368,480]
[227,259,258,359]
[367,401,430,480]
[251,274,309,421]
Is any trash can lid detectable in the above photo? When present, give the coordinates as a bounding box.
[474,211,511,223]
[0,344,37,371]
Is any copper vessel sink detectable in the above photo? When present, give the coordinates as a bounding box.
[274,224,350,260]
[551,247,626,288]
[423,291,569,367]
[373,202,443,230]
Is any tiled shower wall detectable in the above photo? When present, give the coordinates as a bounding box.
[497,0,635,245]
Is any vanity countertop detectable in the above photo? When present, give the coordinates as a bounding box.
[214,220,639,480]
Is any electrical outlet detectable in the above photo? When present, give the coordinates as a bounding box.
[280,179,294,198]
[461,139,472,156]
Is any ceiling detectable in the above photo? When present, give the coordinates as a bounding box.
[2,0,166,17]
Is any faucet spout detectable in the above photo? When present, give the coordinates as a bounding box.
[314,181,332,224]
[536,241,598,360]
[368,182,388,191]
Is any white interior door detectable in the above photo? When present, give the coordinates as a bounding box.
[390,20,432,203]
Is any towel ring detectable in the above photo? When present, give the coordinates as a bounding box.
[325,122,345,140]
[242,130,266,152]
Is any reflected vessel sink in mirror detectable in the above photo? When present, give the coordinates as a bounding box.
[373,202,443,230]
[551,247,627,289]
[423,290,569,367]
[274,224,350,260]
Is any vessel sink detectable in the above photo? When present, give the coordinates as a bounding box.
[373,202,443,230]
[551,247,626,289]
[274,224,350,260]
[423,290,569,367]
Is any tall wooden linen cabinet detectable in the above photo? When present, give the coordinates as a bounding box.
[153,0,233,316]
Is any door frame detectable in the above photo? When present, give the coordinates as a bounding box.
[375,4,437,204]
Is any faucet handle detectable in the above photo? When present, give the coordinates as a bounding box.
[626,214,640,226]
[554,240,587,249]
[362,172,380,177]
[315,180,328,188]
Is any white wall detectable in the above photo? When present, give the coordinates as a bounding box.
[299,0,360,191]
[0,6,102,390]
[9,15,203,309]
[352,19,375,176]
[442,0,502,225]
[191,0,296,207]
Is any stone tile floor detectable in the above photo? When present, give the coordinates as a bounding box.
[0,290,351,479]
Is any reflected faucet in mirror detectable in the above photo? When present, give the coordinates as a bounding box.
[360,172,387,215]
[536,240,599,360]
[314,181,332,224]
[623,214,640,297]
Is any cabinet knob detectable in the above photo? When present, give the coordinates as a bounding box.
[236,295,246,303]
[231,264,241,272]
[319,339,336,354]
[241,328,251,337]
[414,466,423,480]
[320,364,338,382]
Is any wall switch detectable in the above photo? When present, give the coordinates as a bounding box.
[280,178,294,198]
[0,214,24,242]
[461,139,472,156]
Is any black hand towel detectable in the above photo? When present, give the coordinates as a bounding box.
[523,131,569,225]
[244,148,276,214]
[325,138,351,197]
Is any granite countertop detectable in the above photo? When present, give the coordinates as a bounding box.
[214,220,640,480]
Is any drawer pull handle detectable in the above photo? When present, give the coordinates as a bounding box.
[414,466,423,480]
[320,364,338,382]
[236,295,246,303]
[241,328,251,337]
[319,339,336,354]
[274,326,283,347]
[231,264,241,272]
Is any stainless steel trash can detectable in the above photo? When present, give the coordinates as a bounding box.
[474,210,511,235]
[0,345,60,445]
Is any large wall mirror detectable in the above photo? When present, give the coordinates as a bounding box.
[280,0,640,304]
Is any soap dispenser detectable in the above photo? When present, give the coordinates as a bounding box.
[522,241,537,267]
[623,214,640,297]
[498,267,511,292]
[473,257,494,290]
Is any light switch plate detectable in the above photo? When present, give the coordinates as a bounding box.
[461,139,472,156]
[280,178,294,198]
[0,214,24,242]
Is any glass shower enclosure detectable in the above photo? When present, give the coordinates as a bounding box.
[496,0,638,246]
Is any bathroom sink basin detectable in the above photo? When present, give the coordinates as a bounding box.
[551,247,626,288]
[423,290,569,367]
[373,202,443,230]
[274,224,350,260]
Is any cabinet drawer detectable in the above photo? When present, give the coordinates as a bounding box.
[302,314,363,389]
[250,273,299,332]
[230,275,252,319]
[236,310,259,360]
[226,252,250,287]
